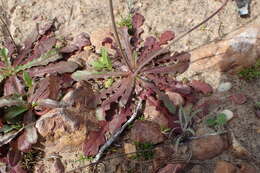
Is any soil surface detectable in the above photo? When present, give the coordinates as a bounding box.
[1,0,260,172]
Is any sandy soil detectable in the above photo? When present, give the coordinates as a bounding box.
[1,0,260,172]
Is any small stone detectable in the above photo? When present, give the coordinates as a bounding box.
[217,82,232,92]
[230,94,247,105]
[230,132,251,158]
[214,161,237,173]
[123,143,136,158]
[221,109,234,122]
[130,120,165,144]
[165,91,185,106]
[190,127,228,160]
[238,162,257,173]
[144,101,169,127]
[158,164,184,173]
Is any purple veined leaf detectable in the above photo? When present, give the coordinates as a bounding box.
[17,125,38,152]
[120,76,135,107]
[4,76,25,96]
[170,82,192,95]
[101,77,130,111]
[9,162,27,173]
[28,61,78,77]
[27,78,49,103]
[53,158,65,173]
[71,70,128,81]
[21,36,57,65]
[118,27,134,68]
[108,106,132,134]
[142,62,190,75]
[132,13,145,29]
[7,149,21,167]
[94,79,124,106]
[60,32,91,53]
[17,49,62,72]
[0,95,25,108]
[13,21,54,66]
[135,48,169,75]
[0,127,24,147]
[159,31,175,45]
[3,39,16,57]
[0,61,5,67]
[189,80,213,95]
[83,121,108,156]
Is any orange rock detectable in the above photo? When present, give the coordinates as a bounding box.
[214,161,237,173]
[188,25,260,74]
[190,127,228,160]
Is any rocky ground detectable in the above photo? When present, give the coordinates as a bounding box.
[1,0,260,172]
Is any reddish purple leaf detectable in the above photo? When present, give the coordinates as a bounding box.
[102,37,113,46]
[229,94,247,105]
[28,61,78,77]
[189,80,213,94]
[159,31,175,45]
[108,107,132,134]
[21,36,57,65]
[17,131,32,152]
[0,61,5,67]
[132,13,145,29]
[60,33,91,53]
[3,39,16,57]
[54,158,65,173]
[4,76,25,96]
[13,21,54,66]
[9,163,27,173]
[7,149,21,167]
[83,121,107,156]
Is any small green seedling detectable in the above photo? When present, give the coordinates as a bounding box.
[23,71,33,89]
[132,142,154,160]
[91,47,112,71]
[117,14,133,29]
[239,59,260,80]
[206,113,228,128]
[75,154,94,163]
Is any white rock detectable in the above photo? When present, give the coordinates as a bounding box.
[221,109,234,122]
[217,82,232,92]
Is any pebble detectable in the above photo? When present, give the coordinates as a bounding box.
[217,82,232,92]
[221,109,234,122]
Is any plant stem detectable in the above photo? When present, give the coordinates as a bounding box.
[109,0,133,72]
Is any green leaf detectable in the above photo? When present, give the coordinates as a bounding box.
[104,78,114,88]
[100,47,112,70]
[91,60,105,70]
[0,95,25,108]
[215,113,227,126]
[0,48,11,66]
[0,124,23,133]
[205,117,216,127]
[16,49,62,72]
[23,71,33,88]
[4,105,28,120]
[0,48,8,58]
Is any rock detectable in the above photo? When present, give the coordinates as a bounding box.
[165,91,185,106]
[190,127,228,160]
[214,161,237,173]
[130,120,165,144]
[187,25,260,74]
[189,165,203,173]
[157,164,184,173]
[221,109,234,122]
[230,132,251,159]
[35,108,92,154]
[153,145,175,169]
[229,94,247,105]
[144,102,169,127]
[90,27,115,54]
[123,143,136,158]
[217,82,232,92]
[238,162,257,173]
